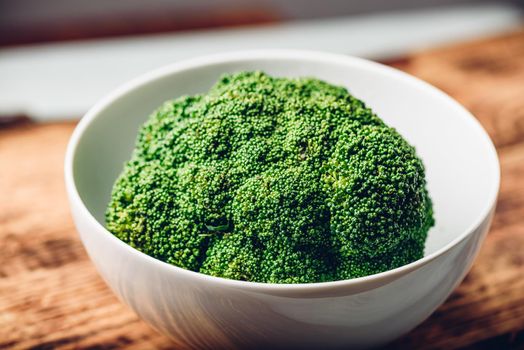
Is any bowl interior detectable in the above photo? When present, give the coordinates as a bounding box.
[72,53,499,259]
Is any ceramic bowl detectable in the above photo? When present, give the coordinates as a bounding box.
[65,50,500,349]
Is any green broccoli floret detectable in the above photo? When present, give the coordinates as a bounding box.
[106,71,434,283]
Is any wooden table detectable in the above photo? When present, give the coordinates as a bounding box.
[1,29,524,349]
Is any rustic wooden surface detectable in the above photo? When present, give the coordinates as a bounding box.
[1,29,524,350]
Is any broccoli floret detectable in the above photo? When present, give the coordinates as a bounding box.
[106,71,434,283]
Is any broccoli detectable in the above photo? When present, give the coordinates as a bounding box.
[106,71,434,283]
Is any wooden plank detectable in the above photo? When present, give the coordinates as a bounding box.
[0,123,173,350]
[389,29,524,349]
[1,29,524,349]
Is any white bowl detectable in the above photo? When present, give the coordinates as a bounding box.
[65,50,500,349]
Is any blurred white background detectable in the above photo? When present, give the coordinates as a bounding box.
[0,0,522,120]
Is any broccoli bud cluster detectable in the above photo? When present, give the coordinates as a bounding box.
[106,72,434,283]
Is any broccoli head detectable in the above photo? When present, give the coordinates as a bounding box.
[106,71,434,283]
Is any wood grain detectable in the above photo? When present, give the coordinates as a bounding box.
[389,29,524,350]
[1,29,524,349]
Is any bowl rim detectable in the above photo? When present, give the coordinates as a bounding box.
[64,49,500,292]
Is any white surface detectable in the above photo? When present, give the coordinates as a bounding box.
[65,50,500,348]
[0,3,521,120]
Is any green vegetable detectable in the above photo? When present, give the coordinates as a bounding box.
[106,71,434,283]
